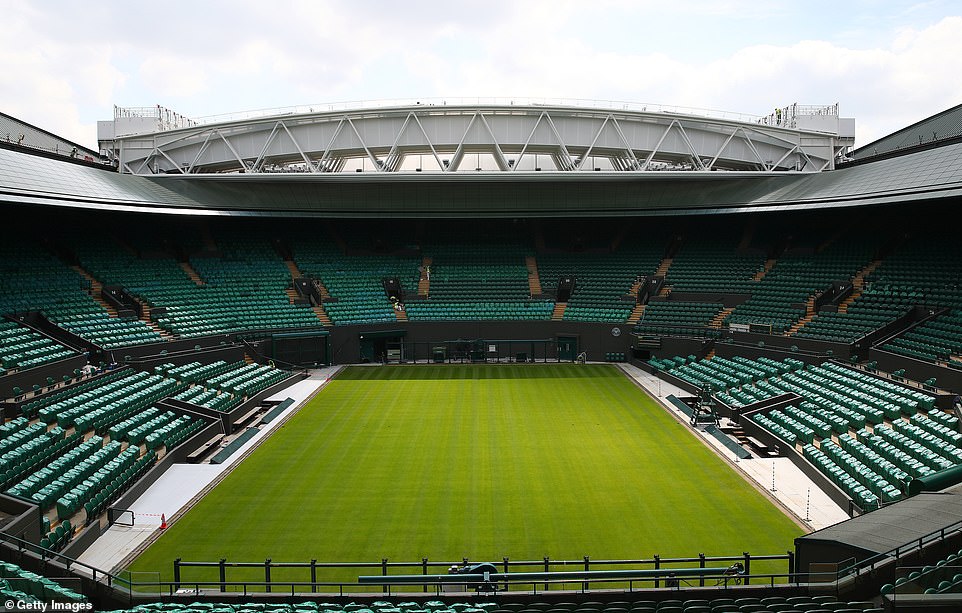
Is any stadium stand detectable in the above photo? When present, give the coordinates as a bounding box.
[7,103,962,611]
[635,301,725,338]
[654,355,949,511]
[292,239,420,325]
[0,320,76,374]
[538,241,664,323]
[0,238,162,349]
[726,237,878,334]
[406,240,553,321]
[663,236,766,294]
[883,546,962,596]
[90,597,888,613]
[0,560,85,603]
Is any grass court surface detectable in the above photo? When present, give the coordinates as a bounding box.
[128,364,802,587]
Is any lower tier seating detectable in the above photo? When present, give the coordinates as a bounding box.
[0,561,84,603]
[654,355,946,509]
[95,596,883,613]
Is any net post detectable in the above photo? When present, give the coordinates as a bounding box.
[173,558,181,591]
[743,552,751,586]
[265,558,272,593]
[219,558,227,592]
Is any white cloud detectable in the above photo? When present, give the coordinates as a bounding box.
[139,56,209,98]
[0,4,123,145]
[2,2,961,148]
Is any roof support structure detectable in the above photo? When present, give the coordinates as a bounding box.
[100,103,852,175]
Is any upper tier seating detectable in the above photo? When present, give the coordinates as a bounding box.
[149,235,321,336]
[793,288,909,343]
[0,241,91,317]
[293,240,420,325]
[726,239,877,334]
[870,237,962,360]
[407,242,552,321]
[867,235,962,310]
[664,237,765,294]
[797,233,962,344]
[0,240,161,349]
[539,241,664,323]
[634,301,724,337]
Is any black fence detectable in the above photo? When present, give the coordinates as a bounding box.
[166,552,794,596]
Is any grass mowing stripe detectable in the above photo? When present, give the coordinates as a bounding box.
[128,364,801,589]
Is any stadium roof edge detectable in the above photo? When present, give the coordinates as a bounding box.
[849,102,962,162]
[101,102,853,176]
[3,138,962,218]
[0,111,100,159]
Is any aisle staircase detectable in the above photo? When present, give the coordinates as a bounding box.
[284,259,302,279]
[418,256,432,297]
[525,255,542,296]
[752,258,777,282]
[838,259,882,313]
[786,297,817,336]
[179,261,204,286]
[284,260,302,305]
[626,304,646,325]
[655,257,673,296]
[312,306,332,326]
[552,303,567,321]
[70,266,116,316]
[710,307,735,329]
[133,297,174,340]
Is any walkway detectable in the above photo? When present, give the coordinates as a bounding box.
[618,363,850,532]
[76,366,343,575]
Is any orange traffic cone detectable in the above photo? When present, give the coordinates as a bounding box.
[160,514,168,530]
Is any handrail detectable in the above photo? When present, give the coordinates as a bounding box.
[168,552,791,594]
[188,98,766,128]
[358,567,735,584]
[835,518,962,580]
[0,528,128,590]
[0,526,795,599]
[105,570,806,598]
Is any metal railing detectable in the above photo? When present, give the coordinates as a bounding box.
[165,552,793,596]
[0,529,119,589]
[835,518,962,583]
[187,98,765,128]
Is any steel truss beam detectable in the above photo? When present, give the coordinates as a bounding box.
[103,104,851,175]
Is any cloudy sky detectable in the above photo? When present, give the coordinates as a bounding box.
[3,0,961,150]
